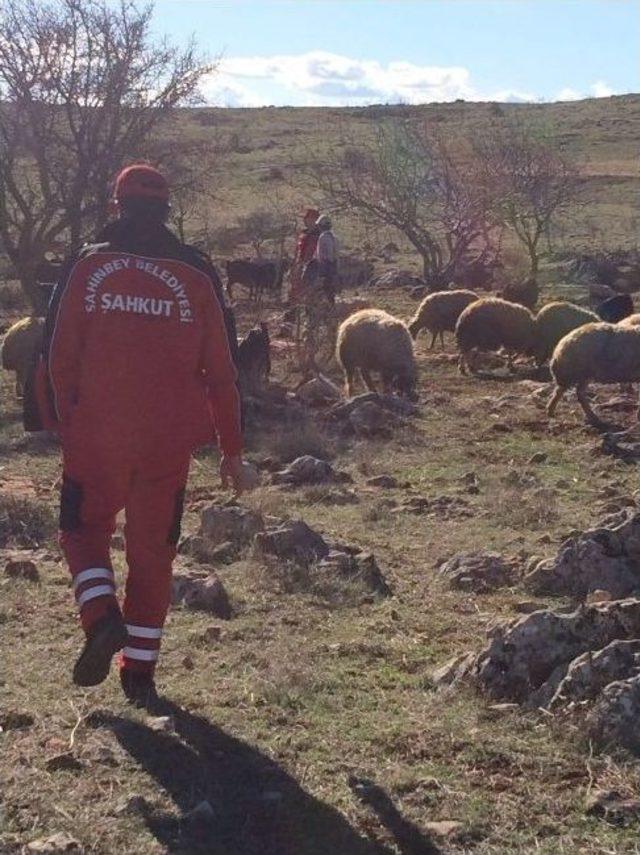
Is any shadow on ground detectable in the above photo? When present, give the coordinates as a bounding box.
[349,777,442,855]
[91,700,441,855]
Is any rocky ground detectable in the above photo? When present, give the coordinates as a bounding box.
[5,286,640,853]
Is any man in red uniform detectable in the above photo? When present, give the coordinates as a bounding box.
[289,207,320,302]
[29,164,252,708]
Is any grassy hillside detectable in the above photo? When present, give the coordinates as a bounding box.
[172,94,640,265]
[2,95,640,855]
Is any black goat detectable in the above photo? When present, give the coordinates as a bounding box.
[596,293,634,323]
[236,322,271,394]
[226,259,288,302]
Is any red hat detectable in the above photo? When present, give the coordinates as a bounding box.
[114,164,169,203]
[303,207,320,220]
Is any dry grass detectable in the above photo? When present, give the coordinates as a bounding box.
[3,96,640,854]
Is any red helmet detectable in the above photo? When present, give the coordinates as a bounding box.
[114,164,169,203]
[303,207,320,220]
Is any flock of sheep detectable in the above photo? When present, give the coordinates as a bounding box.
[336,289,640,432]
[3,282,640,436]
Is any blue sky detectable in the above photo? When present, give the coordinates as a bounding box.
[149,0,640,106]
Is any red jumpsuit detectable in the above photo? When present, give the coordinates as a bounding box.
[290,227,320,301]
[33,235,241,675]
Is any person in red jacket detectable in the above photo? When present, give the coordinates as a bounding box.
[288,207,320,302]
[30,164,254,708]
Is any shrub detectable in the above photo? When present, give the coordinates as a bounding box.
[0,494,56,548]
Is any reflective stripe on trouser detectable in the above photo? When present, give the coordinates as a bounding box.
[122,624,163,670]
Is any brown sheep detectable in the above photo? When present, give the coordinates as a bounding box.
[547,323,640,428]
[455,297,535,375]
[336,308,417,399]
[532,301,600,366]
[1,317,44,398]
[407,289,478,348]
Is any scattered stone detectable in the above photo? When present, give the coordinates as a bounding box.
[525,510,640,599]
[527,452,548,464]
[253,520,329,565]
[296,376,341,406]
[312,488,360,505]
[588,673,640,750]
[203,625,222,643]
[146,715,175,733]
[0,710,34,730]
[424,820,464,838]
[179,535,237,565]
[329,392,417,438]
[396,495,472,520]
[349,400,392,438]
[473,598,640,706]
[430,652,476,688]
[199,504,264,547]
[549,639,640,710]
[272,455,344,486]
[45,752,83,773]
[437,552,518,593]
[5,557,39,582]
[172,571,232,618]
[27,833,82,853]
[366,474,398,488]
[316,550,392,597]
[585,790,640,825]
[513,601,545,614]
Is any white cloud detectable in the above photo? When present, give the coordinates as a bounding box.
[210,51,475,106]
[201,51,618,108]
[556,87,584,101]
[591,80,615,98]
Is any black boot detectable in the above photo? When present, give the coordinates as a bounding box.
[73,609,128,687]
[120,669,161,712]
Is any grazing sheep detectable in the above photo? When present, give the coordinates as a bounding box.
[408,289,478,348]
[533,301,599,366]
[455,297,535,375]
[547,322,640,428]
[1,317,44,398]
[500,278,539,310]
[336,308,417,399]
[597,293,634,323]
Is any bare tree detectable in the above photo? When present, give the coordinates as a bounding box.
[304,117,499,285]
[475,118,577,277]
[235,208,293,258]
[0,0,212,309]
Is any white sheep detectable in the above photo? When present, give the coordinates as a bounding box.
[407,289,478,348]
[455,297,536,375]
[336,308,417,399]
[1,317,44,398]
[547,322,640,428]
